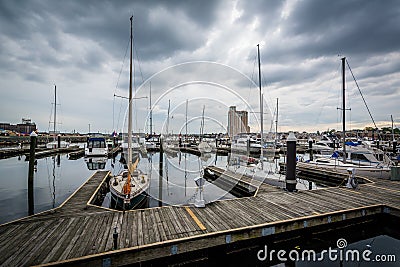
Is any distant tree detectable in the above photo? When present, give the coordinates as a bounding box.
[381,127,392,134]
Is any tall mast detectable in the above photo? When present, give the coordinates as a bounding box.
[200,105,205,141]
[166,100,170,136]
[391,115,394,141]
[149,82,152,135]
[257,44,263,169]
[128,15,133,167]
[185,99,188,142]
[275,98,279,145]
[53,84,56,142]
[341,57,346,163]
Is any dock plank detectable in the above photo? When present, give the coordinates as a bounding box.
[32,217,77,265]
[153,208,168,242]
[96,213,115,253]
[0,169,399,266]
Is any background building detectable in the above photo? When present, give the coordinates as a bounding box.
[227,106,249,138]
[0,118,36,134]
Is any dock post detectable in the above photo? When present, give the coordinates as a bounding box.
[158,137,163,207]
[113,227,118,250]
[57,134,61,148]
[308,137,313,161]
[28,131,37,215]
[286,132,297,192]
[393,140,397,154]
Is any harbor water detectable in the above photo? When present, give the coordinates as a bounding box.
[0,150,234,224]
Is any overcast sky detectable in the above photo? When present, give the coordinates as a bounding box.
[1,0,399,135]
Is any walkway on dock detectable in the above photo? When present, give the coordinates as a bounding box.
[0,169,399,266]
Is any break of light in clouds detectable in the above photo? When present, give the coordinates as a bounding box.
[1,0,399,134]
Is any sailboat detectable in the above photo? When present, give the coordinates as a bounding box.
[227,44,285,186]
[109,16,150,209]
[46,85,70,149]
[198,105,212,153]
[299,57,392,179]
[263,97,281,159]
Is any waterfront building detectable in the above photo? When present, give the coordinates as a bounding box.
[227,106,249,139]
[0,118,36,134]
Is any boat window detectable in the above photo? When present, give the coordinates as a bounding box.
[88,139,106,148]
[350,153,368,161]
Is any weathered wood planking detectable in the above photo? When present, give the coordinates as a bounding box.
[0,168,399,266]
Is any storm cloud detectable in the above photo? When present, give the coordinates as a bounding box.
[0,0,399,133]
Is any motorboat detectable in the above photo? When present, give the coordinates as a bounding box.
[46,140,70,149]
[85,137,108,157]
[231,137,261,154]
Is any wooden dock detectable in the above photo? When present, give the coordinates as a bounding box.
[0,168,399,266]
[25,147,82,160]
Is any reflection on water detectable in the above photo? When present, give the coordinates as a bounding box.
[84,157,107,170]
[104,151,235,210]
[0,150,235,223]
[0,149,325,223]
[0,153,97,224]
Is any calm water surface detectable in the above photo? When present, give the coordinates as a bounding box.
[0,150,233,224]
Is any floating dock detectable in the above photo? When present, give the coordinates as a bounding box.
[0,169,399,266]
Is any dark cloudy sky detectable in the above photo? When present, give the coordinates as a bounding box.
[1,0,399,134]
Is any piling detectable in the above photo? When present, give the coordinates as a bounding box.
[113,227,118,250]
[308,137,313,161]
[285,131,297,192]
[57,134,61,148]
[28,131,37,215]
[393,141,397,154]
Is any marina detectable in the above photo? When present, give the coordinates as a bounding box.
[1,2,400,266]
[0,154,399,265]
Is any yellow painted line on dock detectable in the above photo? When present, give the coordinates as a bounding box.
[185,206,207,231]
[342,188,362,194]
[363,184,400,193]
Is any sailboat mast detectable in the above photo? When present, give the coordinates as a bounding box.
[166,100,170,136]
[128,16,133,167]
[257,44,263,168]
[185,99,188,143]
[200,105,205,141]
[53,84,56,142]
[275,98,279,145]
[149,82,152,135]
[341,57,346,163]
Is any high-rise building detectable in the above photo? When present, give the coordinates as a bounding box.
[228,106,249,138]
